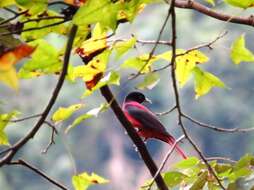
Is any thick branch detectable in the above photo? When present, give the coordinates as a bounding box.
[100,86,168,190]
[0,25,78,166]
[175,0,254,27]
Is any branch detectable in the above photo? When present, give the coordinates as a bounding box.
[175,0,254,27]
[9,159,68,190]
[100,86,168,190]
[0,19,70,36]
[169,1,226,189]
[182,113,254,133]
[0,24,78,166]
[128,6,172,80]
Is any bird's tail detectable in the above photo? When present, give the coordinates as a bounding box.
[158,134,187,159]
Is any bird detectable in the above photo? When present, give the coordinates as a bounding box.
[122,91,187,159]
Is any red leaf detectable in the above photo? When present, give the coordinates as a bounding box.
[85,72,103,90]
[0,44,35,70]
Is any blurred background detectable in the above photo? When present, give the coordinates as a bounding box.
[1,1,254,190]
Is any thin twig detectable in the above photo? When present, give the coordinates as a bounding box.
[182,113,254,133]
[176,31,228,57]
[41,125,57,154]
[206,157,236,163]
[9,114,42,123]
[0,10,27,25]
[0,19,70,36]
[146,135,186,190]
[156,106,176,116]
[9,159,68,190]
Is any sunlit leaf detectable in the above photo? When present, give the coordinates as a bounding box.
[0,44,35,70]
[190,171,208,190]
[174,157,200,169]
[205,0,215,6]
[0,0,16,7]
[121,54,157,73]
[193,67,225,98]
[0,111,19,145]
[52,104,83,123]
[176,50,209,87]
[163,171,187,188]
[76,23,107,59]
[73,0,120,29]
[117,0,147,22]
[114,37,136,59]
[224,0,254,8]
[20,10,67,41]
[16,0,48,15]
[72,172,109,190]
[230,35,254,64]
[18,39,62,78]
[83,71,120,96]
[0,67,19,90]
[66,103,109,133]
[228,167,252,182]
[136,72,160,90]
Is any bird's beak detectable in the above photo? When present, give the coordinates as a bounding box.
[144,97,152,104]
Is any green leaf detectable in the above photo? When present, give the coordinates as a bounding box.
[0,0,16,7]
[235,154,254,170]
[136,72,160,90]
[190,171,208,190]
[52,104,83,123]
[20,10,67,41]
[73,0,120,29]
[114,37,136,59]
[193,67,225,98]
[163,171,187,188]
[174,157,200,169]
[16,0,48,15]
[18,39,62,78]
[0,111,19,145]
[65,103,109,133]
[228,167,252,181]
[230,35,254,64]
[224,0,254,8]
[72,172,109,190]
[121,54,157,73]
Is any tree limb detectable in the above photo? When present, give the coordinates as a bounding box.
[175,0,254,27]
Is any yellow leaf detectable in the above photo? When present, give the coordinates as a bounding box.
[0,67,19,90]
[76,23,107,58]
[52,104,83,123]
[230,35,254,64]
[193,67,225,98]
[175,50,209,87]
[72,172,109,190]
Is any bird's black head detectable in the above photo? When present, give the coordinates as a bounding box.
[125,91,152,104]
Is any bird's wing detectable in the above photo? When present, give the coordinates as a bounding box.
[125,105,168,135]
